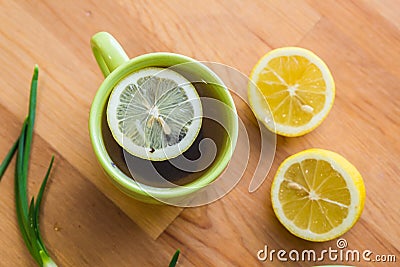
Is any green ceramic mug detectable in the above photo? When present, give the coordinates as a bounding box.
[89,32,238,204]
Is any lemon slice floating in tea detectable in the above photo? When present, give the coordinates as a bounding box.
[107,67,202,161]
[271,149,365,242]
[248,47,335,136]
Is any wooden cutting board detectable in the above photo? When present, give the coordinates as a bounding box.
[0,0,399,266]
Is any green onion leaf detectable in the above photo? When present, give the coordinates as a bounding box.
[28,197,43,264]
[34,156,54,254]
[21,65,39,217]
[14,121,34,256]
[0,138,18,180]
[169,249,180,267]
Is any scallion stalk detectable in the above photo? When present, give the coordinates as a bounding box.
[169,249,180,267]
[0,65,57,266]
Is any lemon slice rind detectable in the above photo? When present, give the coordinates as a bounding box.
[107,67,202,161]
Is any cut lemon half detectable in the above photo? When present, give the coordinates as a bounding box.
[107,67,202,161]
[271,149,365,242]
[248,47,335,137]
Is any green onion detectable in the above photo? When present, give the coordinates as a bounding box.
[0,138,18,180]
[169,249,180,267]
[0,65,57,267]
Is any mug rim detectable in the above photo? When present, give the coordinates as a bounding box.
[89,52,239,201]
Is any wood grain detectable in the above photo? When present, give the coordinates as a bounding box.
[1,0,399,266]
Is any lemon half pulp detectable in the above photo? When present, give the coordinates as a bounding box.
[271,149,365,242]
[107,67,202,161]
[248,47,335,137]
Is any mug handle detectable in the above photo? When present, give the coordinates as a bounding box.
[91,32,129,77]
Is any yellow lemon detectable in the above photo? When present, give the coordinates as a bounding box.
[248,47,335,137]
[271,149,365,242]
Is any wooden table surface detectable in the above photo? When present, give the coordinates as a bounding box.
[1,0,399,266]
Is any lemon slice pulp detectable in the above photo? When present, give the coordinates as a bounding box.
[271,149,365,242]
[107,67,202,161]
[248,47,335,136]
